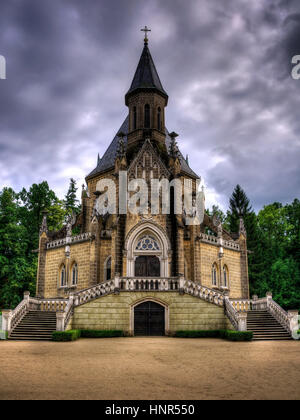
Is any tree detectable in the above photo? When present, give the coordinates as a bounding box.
[18,181,65,250]
[206,205,230,232]
[64,178,80,217]
[228,184,252,233]
[0,188,36,308]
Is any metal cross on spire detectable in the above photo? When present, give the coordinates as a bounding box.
[141,25,151,44]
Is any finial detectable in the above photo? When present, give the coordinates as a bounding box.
[141,25,151,44]
[186,154,189,166]
[97,153,100,165]
[39,210,48,236]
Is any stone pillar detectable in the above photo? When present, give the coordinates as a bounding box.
[2,310,12,333]
[176,226,184,276]
[179,274,185,295]
[237,313,247,331]
[266,291,272,307]
[288,310,299,339]
[239,233,250,299]
[114,273,120,294]
[56,312,65,332]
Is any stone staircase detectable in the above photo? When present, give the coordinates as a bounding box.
[247,310,292,340]
[9,310,56,341]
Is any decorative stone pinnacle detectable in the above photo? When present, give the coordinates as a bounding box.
[239,217,247,237]
[116,132,126,159]
[39,210,48,236]
[169,132,180,158]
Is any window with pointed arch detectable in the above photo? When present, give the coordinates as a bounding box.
[157,107,161,130]
[105,256,112,281]
[71,263,78,286]
[211,263,218,287]
[60,264,66,287]
[144,104,150,128]
[223,265,229,288]
[133,106,137,130]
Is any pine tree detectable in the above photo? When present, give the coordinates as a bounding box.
[64,178,80,217]
[228,184,252,233]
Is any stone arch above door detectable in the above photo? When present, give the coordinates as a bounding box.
[125,221,171,277]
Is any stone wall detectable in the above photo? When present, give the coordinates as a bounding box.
[43,241,92,298]
[72,291,233,334]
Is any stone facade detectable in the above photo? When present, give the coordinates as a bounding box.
[35,38,249,333]
[71,292,234,334]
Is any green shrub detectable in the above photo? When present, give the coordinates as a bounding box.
[174,329,253,341]
[52,330,81,342]
[80,329,124,338]
[223,330,253,341]
[175,330,220,338]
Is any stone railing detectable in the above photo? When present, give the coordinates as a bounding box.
[230,299,251,312]
[222,239,240,250]
[199,233,240,251]
[73,280,115,306]
[47,232,92,249]
[119,277,179,291]
[225,296,247,331]
[184,279,224,307]
[199,233,218,245]
[2,292,30,335]
[39,299,68,312]
[56,296,74,331]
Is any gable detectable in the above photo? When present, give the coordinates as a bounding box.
[127,139,170,181]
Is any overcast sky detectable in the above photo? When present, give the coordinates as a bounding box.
[0,0,300,212]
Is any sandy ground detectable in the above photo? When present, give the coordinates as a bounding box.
[0,337,299,400]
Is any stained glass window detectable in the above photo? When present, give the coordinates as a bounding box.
[136,235,160,251]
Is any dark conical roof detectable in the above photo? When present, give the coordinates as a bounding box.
[86,116,199,180]
[125,42,168,105]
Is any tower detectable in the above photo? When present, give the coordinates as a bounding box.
[125,27,168,148]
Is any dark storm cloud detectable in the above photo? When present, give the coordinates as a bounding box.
[0,0,299,212]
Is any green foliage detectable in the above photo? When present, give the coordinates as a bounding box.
[221,330,253,341]
[52,330,81,342]
[174,330,252,341]
[175,330,220,338]
[80,329,124,338]
[206,205,230,232]
[0,181,73,309]
[226,185,300,311]
[64,178,80,218]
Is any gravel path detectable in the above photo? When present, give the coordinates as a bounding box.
[0,337,299,400]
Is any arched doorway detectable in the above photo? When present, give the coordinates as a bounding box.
[135,256,160,277]
[125,222,171,277]
[134,301,165,336]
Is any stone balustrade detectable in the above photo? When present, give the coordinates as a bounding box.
[47,232,92,249]
[119,277,179,291]
[199,233,240,250]
[184,280,224,307]
[224,296,247,331]
[73,280,115,306]
[3,284,298,337]
[230,299,251,312]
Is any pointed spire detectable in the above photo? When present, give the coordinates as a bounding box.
[186,154,189,166]
[116,132,126,159]
[239,217,247,237]
[97,153,101,165]
[39,210,48,236]
[125,36,168,105]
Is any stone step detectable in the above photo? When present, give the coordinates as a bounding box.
[8,310,58,341]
